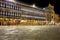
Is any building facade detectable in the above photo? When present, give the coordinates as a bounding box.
[0,0,46,25]
[45,4,60,24]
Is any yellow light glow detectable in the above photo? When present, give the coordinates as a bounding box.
[21,20,27,22]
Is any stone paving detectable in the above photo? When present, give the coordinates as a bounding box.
[0,25,60,40]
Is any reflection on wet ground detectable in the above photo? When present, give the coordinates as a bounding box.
[0,25,60,40]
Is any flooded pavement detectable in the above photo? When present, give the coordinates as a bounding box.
[0,25,60,40]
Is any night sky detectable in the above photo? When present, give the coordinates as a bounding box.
[16,0,59,15]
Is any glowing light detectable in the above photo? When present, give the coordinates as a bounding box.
[31,4,36,8]
[43,8,46,10]
[21,20,27,22]
[6,0,15,2]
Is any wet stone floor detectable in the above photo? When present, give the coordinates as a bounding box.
[0,25,60,40]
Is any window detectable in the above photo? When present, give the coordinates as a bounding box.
[6,4,9,8]
[0,2,3,7]
[5,11,6,16]
[6,11,8,16]
[2,3,5,8]
[3,11,5,15]
[14,13,16,16]
[18,7,20,10]
[10,12,13,16]
[0,2,1,7]
[12,12,14,16]
[5,3,6,8]
[10,5,13,9]
[14,6,16,10]
[15,13,17,16]
[15,13,17,17]
[15,6,17,10]
[52,16,53,18]
[6,4,10,9]
[0,11,2,15]
[13,5,14,10]
[18,13,19,17]
[18,13,21,17]
[8,12,11,16]
[18,7,19,10]
[14,4,16,10]
[1,11,3,15]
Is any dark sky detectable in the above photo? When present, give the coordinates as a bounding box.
[16,0,50,7]
[16,0,60,15]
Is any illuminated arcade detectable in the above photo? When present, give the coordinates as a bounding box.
[0,0,47,25]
